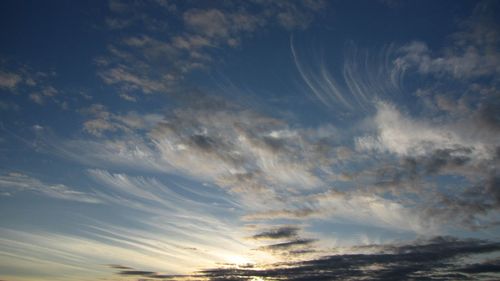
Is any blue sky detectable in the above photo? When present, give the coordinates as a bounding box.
[0,0,499,280]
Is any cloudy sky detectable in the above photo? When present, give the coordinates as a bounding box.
[0,0,499,280]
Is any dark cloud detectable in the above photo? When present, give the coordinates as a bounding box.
[424,172,500,227]
[259,238,316,252]
[107,264,133,270]
[420,148,472,175]
[477,96,500,131]
[251,226,299,240]
[113,236,500,281]
[363,140,500,228]
[119,270,156,276]
[243,208,318,221]
[458,259,500,274]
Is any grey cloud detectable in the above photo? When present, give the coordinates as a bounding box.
[113,236,500,281]
[429,173,500,225]
[184,9,230,38]
[99,65,167,94]
[107,264,134,270]
[243,208,318,221]
[118,270,156,276]
[0,64,62,100]
[361,141,499,228]
[458,259,500,274]
[476,95,500,131]
[147,104,327,196]
[416,148,472,175]
[123,36,177,61]
[267,0,327,30]
[70,85,497,231]
[80,103,163,136]
[259,238,316,252]
[395,2,500,80]
[101,0,326,97]
[0,62,75,111]
[355,95,498,202]
[252,226,299,240]
[72,94,440,231]
[0,71,21,89]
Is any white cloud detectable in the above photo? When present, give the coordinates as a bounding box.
[356,102,495,160]
[0,172,100,203]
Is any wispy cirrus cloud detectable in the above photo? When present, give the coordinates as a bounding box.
[0,172,100,203]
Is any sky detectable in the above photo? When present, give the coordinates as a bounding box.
[0,0,499,280]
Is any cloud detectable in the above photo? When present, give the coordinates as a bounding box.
[259,238,316,252]
[184,9,230,38]
[356,101,496,160]
[142,105,326,197]
[0,62,68,109]
[243,208,318,221]
[0,71,21,89]
[111,236,500,280]
[80,103,163,136]
[251,226,299,240]
[0,172,101,203]
[458,259,500,274]
[0,169,273,280]
[394,2,500,79]
[353,102,500,228]
[291,39,401,113]
[99,65,167,94]
[99,0,327,98]
[58,93,446,233]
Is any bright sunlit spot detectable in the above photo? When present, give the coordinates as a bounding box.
[225,254,254,266]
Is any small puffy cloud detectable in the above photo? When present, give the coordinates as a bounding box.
[28,86,58,105]
[0,71,22,89]
[100,1,327,96]
[83,118,117,136]
[99,66,166,94]
[394,3,500,80]
[184,9,230,38]
[0,63,66,109]
[80,104,164,136]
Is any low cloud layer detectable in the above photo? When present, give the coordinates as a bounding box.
[115,236,500,280]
